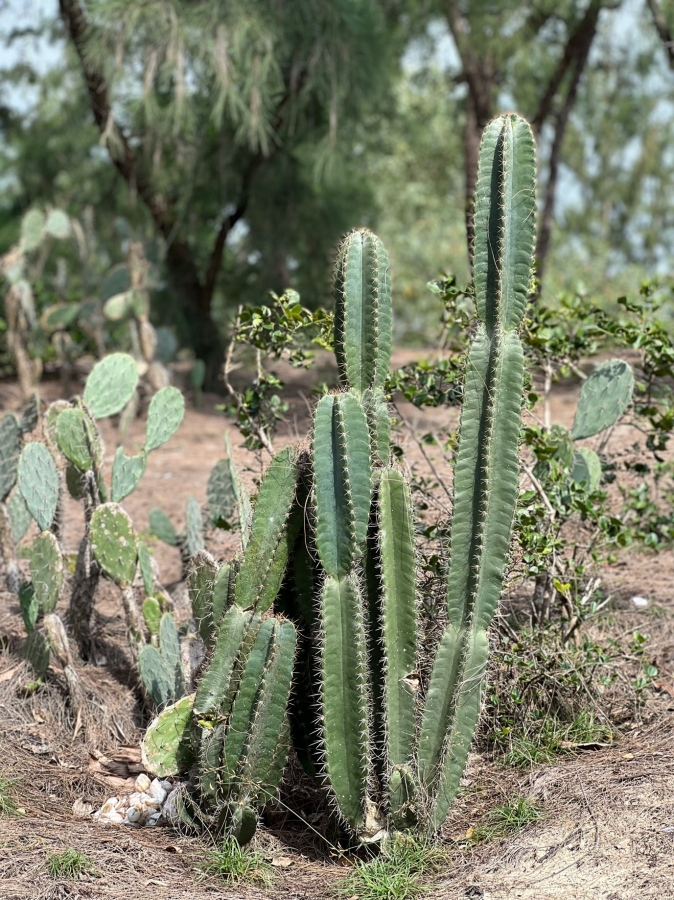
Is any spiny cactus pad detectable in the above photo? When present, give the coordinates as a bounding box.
[141,693,195,778]
[19,581,38,633]
[0,414,23,501]
[188,551,218,646]
[8,489,31,542]
[22,630,50,676]
[159,612,185,699]
[142,596,161,635]
[90,502,138,586]
[139,644,174,707]
[145,386,185,452]
[31,531,64,614]
[56,408,102,472]
[17,442,59,531]
[571,447,602,492]
[149,507,179,546]
[111,447,147,502]
[571,359,634,440]
[83,353,140,420]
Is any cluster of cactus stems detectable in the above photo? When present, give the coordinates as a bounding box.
[140,113,537,844]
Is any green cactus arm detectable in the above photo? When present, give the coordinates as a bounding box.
[199,722,225,802]
[417,624,464,786]
[193,605,255,716]
[473,114,536,332]
[138,542,154,595]
[149,507,179,546]
[472,333,524,630]
[364,387,391,466]
[142,596,161,635]
[212,563,232,629]
[185,497,205,556]
[225,433,253,548]
[8,489,31,543]
[377,468,418,768]
[320,573,370,831]
[234,446,299,612]
[188,550,218,646]
[428,630,489,830]
[206,459,237,526]
[239,618,297,803]
[159,612,185,699]
[313,392,371,578]
[222,618,276,782]
[334,230,392,395]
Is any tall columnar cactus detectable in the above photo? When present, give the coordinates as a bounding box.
[140,114,535,845]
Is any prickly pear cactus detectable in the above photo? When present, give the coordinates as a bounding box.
[141,694,195,778]
[111,448,147,502]
[17,442,59,531]
[90,503,138,586]
[0,414,23,501]
[56,407,102,472]
[145,386,185,451]
[572,358,634,440]
[31,531,64,614]
[83,353,139,420]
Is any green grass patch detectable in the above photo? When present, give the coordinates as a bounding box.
[337,834,446,900]
[199,836,273,887]
[470,796,542,843]
[502,710,612,768]
[46,848,95,879]
[0,775,21,816]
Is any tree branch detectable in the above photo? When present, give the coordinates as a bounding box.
[647,0,674,71]
[535,6,601,283]
[532,0,604,135]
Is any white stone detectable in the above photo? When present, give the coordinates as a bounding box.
[100,810,124,825]
[125,807,141,823]
[631,595,649,608]
[99,797,118,815]
[135,773,151,792]
[149,779,167,805]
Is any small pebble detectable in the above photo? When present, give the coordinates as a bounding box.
[135,773,151,793]
[99,797,118,815]
[125,807,141,823]
[631,596,649,609]
[101,810,124,825]
[149,779,167,804]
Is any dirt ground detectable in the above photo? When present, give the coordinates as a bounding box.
[1,355,673,900]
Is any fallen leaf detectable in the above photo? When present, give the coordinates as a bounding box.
[623,753,634,760]
[0,664,20,683]
[653,681,674,698]
[465,826,475,839]
[271,856,292,868]
[72,798,94,818]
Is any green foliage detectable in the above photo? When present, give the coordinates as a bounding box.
[336,835,445,900]
[470,797,543,844]
[45,848,95,879]
[198,837,272,886]
[138,612,186,707]
[22,630,50,676]
[0,775,21,816]
[145,386,185,451]
[0,414,23,501]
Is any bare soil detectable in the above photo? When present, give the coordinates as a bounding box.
[0,357,673,900]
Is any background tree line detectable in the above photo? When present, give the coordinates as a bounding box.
[2,0,674,374]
